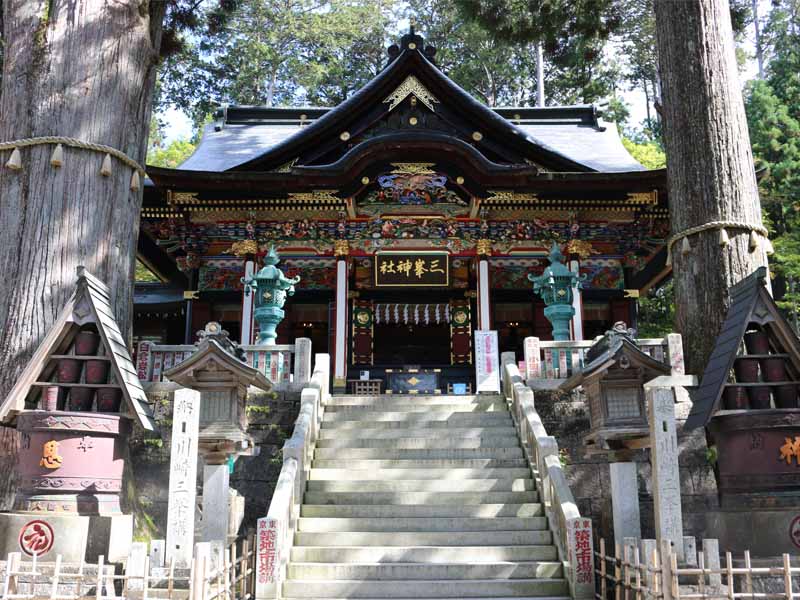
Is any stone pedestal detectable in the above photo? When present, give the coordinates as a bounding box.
[0,512,132,562]
[202,463,230,543]
[610,462,641,542]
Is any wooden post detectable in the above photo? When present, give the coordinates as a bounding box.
[660,540,674,600]
[743,551,753,598]
[783,554,794,600]
[95,555,104,600]
[50,554,62,600]
[615,543,622,600]
[600,538,608,600]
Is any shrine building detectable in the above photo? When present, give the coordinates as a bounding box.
[137,30,671,392]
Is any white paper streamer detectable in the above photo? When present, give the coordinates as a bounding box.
[445,304,450,323]
[424,304,430,325]
[375,304,381,324]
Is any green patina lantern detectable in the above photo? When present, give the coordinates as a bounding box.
[242,247,301,345]
[528,242,584,341]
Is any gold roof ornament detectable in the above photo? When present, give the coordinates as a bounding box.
[484,191,540,204]
[476,239,492,257]
[626,191,658,205]
[384,75,439,112]
[390,162,437,175]
[334,240,350,257]
[565,239,595,259]
[287,190,342,204]
[228,240,260,257]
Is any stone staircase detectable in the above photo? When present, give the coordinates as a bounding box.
[283,393,571,599]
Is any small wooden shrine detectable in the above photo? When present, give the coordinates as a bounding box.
[687,267,800,499]
[163,321,270,463]
[561,322,670,454]
[0,267,154,562]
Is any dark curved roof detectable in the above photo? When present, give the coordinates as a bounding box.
[176,31,643,175]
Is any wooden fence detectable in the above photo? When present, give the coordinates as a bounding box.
[595,538,800,600]
[0,537,255,600]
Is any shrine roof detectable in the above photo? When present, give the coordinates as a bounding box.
[177,104,643,174]
[169,30,643,177]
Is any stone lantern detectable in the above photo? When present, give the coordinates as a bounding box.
[163,322,271,544]
[529,242,582,341]
[560,322,670,454]
[242,247,300,345]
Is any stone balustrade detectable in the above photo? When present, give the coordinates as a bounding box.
[504,362,594,600]
[136,338,313,392]
[255,354,329,600]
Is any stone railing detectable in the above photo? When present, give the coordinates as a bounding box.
[504,362,594,600]
[522,333,684,388]
[136,338,313,391]
[255,354,329,600]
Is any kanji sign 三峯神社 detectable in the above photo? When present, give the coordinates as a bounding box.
[374,252,449,287]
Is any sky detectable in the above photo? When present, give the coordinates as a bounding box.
[158,2,770,145]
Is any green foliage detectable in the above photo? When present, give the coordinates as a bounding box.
[744,1,800,318]
[637,280,675,338]
[158,0,394,127]
[135,260,160,283]
[148,138,197,168]
[621,137,666,169]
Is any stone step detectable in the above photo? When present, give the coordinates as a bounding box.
[308,468,532,481]
[311,458,528,469]
[315,437,521,449]
[287,561,564,580]
[324,404,509,414]
[306,479,535,493]
[318,427,516,440]
[282,578,569,598]
[290,545,558,563]
[297,517,547,532]
[321,415,512,429]
[314,447,524,460]
[300,504,543,518]
[294,531,554,547]
[323,409,508,420]
[326,395,501,406]
[303,491,539,505]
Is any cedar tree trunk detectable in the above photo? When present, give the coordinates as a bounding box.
[654,0,768,374]
[0,1,166,399]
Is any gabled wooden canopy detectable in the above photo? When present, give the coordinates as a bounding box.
[560,336,671,392]
[686,267,800,430]
[0,267,157,431]
[163,327,272,392]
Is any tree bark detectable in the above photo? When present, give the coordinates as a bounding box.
[654,0,768,374]
[0,1,166,399]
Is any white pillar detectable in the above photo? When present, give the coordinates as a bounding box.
[477,259,491,330]
[610,462,642,542]
[241,260,255,345]
[165,388,200,568]
[202,463,231,544]
[333,258,348,390]
[569,259,584,341]
[647,385,684,561]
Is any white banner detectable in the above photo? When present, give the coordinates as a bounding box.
[474,330,500,393]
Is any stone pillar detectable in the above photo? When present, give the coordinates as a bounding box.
[523,337,541,379]
[610,462,641,542]
[647,385,684,561]
[165,388,200,568]
[241,260,256,345]
[294,337,312,385]
[333,257,348,391]
[202,462,231,543]
[569,259,584,341]
[477,258,491,330]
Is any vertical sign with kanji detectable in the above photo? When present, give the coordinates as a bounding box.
[474,330,500,393]
[165,388,200,568]
[136,341,152,381]
[255,517,280,599]
[523,337,541,379]
[567,517,595,599]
